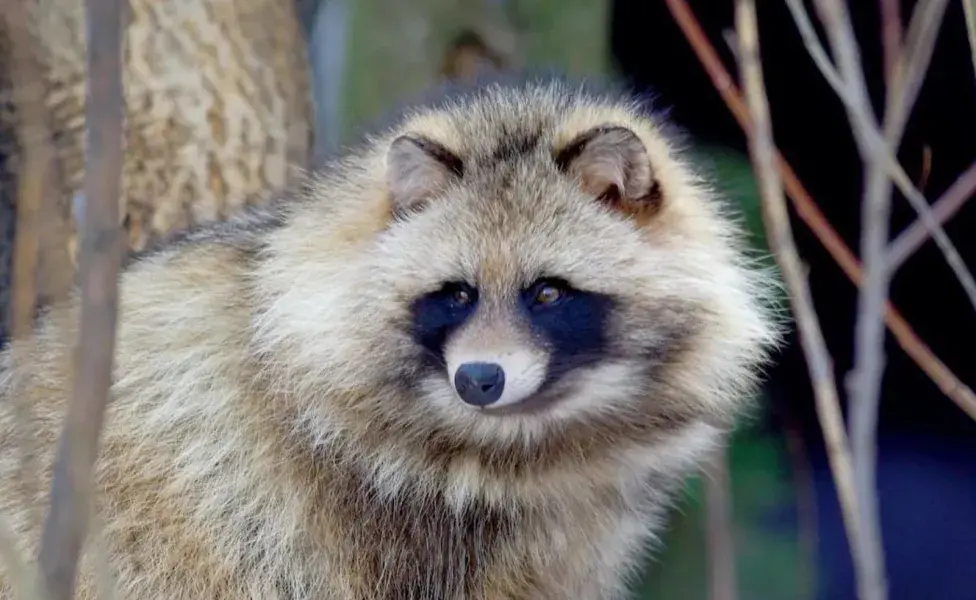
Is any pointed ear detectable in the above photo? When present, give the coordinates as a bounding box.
[554,125,662,217]
[386,135,464,215]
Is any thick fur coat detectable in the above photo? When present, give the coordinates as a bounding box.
[0,79,781,599]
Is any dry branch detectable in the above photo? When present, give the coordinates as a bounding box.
[785,0,976,312]
[965,0,976,80]
[807,1,895,597]
[36,0,127,597]
[703,448,737,600]
[887,161,976,270]
[662,0,976,422]
[2,0,61,555]
[801,4,956,598]
[733,1,866,597]
[879,0,903,89]
[3,0,52,341]
[782,420,819,596]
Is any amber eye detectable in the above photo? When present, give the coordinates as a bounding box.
[534,283,564,306]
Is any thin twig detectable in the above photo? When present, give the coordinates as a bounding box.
[734,2,865,597]
[37,0,127,597]
[3,0,52,342]
[887,0,945,140]
[917,145,932,194]
[781,418,819,600]
[810,5,953,599]
[802,3,956,599]
[879,0,903,90]
[703,448,736,600]
[810,2,892,598]
[785,0,976,311]
[887,161,976,271]
[3,0,54,541]
[964,0,976,81]
[662,0,976,423]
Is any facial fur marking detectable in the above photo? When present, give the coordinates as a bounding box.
[419,276,619,412]
[519,278,615,390]
[489,128,543,164]
[411,281,479,366]
[407,136,465,178]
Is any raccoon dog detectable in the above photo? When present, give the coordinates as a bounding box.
[0,78,781,599]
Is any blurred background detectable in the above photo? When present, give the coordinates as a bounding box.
[2,0,974,598]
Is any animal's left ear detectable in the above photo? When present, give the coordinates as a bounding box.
[554,125,661,215]
[387,134,464,216]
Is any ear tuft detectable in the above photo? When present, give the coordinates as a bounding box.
[554,125,661,216]
[387,135,464,215]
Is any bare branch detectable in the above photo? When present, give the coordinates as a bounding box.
[703,448,736,600]
[889,0,945,136]
[882,158,976,305]
[785,0,976,310]
[887,161,976,270]
[665,0,976,425]
[733,2,866,597]
[808,3,929,600]
[964,0,976,80]
[2,0,61,543]
[782,420,819,595]
[917,145,932,194]
[790,3,953,600]
[879,0,903,89]
[37,0,127,597]
[3,0,52,342]
[810,1,878,147]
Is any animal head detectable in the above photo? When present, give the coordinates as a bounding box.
[255,79,782,478]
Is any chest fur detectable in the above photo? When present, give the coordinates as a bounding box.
[311,473,653,600]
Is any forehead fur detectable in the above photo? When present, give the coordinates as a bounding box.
[393,82,682,201]
[365,82,728,296]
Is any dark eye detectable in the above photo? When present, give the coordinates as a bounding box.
[443,282,477,308]
[535,284,563,305]
[528,279,570,309]
[452,287,473,307]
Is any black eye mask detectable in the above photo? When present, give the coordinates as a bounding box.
[410,278,614,386]
[518,278,615,385]
[411,281,479,366]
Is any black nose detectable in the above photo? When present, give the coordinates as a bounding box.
[453,362,506,407]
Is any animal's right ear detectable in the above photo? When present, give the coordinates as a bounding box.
[386,135,464,215]
[554,125,661,221]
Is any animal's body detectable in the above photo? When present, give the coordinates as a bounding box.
[0,79,780,599]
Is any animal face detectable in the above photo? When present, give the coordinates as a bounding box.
[258,82,778,454]
[355,85,776,445]
[384,136,660,422]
